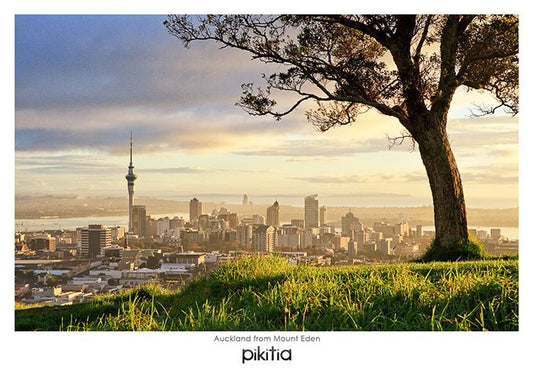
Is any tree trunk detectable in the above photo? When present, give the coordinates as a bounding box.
[416,124,469,251]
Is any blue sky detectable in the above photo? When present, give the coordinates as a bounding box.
[14,14,519,208]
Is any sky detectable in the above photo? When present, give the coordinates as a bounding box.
[14,14,519,208]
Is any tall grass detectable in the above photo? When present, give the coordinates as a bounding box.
[15,256,518,331]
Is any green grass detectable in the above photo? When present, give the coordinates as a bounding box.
[421,237,487,262]
[15,256,518,331]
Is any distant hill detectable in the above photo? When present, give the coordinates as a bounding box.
[15,195,518,227]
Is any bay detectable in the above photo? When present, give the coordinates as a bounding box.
[15,213,188,232]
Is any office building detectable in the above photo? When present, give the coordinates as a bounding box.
[347,239,357,259]
[291,219,305,229]
[132,205,147,237]
[320,206,327,226]
[304,195,319,229]
[189,198,202,223]
[29,234,56,252]
[342,211,363,237]
[266,201,280,227]
[80,225,111,259]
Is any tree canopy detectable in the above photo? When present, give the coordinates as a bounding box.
[165,15,518,135]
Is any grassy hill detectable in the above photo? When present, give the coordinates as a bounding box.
[15,256,518,331]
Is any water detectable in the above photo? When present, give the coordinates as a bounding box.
[422,226,519,241]
[15,213,188,232]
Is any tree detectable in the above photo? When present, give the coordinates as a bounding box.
[164,15,518,261]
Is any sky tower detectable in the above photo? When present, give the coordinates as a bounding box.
[125,131,137,233]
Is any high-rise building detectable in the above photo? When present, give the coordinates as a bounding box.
[218,212,240,229]
[132,205,147,237]
[242,194,249,206]
[278,224,300,249]
[347,239,357,259]
[157,217,171,236]
[29,234,56,252]
[378,238,391,255]
[189,198,202,223]
[252,214,265,225]
[304,195,319,229]
[342,211,363,237]
[80,224,111,259]
[291,219,305,229]
[237,224,253,248]
[252,225,276,252]
[266,201,280,227]
[320,206,327,226]
[125,132,137,233]
[110,226,125,241]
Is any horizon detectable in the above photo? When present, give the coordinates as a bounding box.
[14,192,519,211]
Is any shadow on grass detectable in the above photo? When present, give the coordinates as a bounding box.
[15,258,518,331]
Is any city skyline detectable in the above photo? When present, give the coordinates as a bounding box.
[15,15,519,209]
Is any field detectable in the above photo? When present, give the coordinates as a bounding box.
[15,256,518,331]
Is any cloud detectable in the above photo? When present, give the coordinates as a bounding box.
[461,171,518,184]
[291,172,427,184]
[15,153,122,173]
[15,110,290,154]
[142,167,209,174]
[15,15,300,155]
[235,136,395,158]
[15,15,265,111]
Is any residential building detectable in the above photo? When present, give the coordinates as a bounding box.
[157,216,171,236]
[252,225,276,252]
[266,201,280,227]
[237,224,253,248]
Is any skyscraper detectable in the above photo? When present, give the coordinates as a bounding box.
[266,200,280,227]
[80,224,111,259]
[252,225,276,253]
[132,205,147,237]
[341,210,363,238]
[125,132,137,233]
[189,198,202,223]
[320,206,327,226]
[304,195,319,229]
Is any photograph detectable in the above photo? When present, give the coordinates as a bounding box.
[9,10,527,376]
